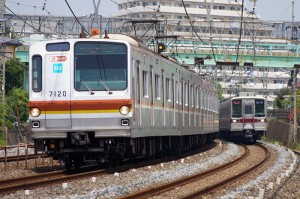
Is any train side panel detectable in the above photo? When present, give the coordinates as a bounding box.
[28,34,219,168]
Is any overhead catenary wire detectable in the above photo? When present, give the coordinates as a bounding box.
[0,6,73,39]
[6,0,55,17]
[181,0,217,65]
[64,0,91,37]
[4,5,46,35]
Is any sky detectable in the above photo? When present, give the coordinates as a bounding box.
[4,0,300,22]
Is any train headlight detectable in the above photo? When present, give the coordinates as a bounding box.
[260,119,265,122]
[120,106,130,115]
[30,108,41,117]
[231,119,237,123]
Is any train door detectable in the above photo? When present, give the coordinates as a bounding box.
[44,54,71,128]
[242,100,254,130]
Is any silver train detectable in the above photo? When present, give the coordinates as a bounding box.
[219,93,267,142]
[28,34,219,168]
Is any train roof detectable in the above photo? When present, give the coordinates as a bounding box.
[221,95,266,103]
[91,33,149,50]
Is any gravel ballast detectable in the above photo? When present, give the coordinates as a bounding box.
[0,141,298,199]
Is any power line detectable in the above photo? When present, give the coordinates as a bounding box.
[181,0,217,64]
[64,0,91,37]
[6,0,53,17]
[4,5,46,35]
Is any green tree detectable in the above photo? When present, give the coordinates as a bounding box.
[6,88,28,128]
[217,82,224,101]
[5,58,24,94]
[274,88,291,109]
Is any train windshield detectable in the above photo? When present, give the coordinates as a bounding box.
[255,99,265,117]
[232,100,242,117]
[74,42,127,91]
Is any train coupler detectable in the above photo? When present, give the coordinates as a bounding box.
[244,130,254,140]
[71,132,90,145]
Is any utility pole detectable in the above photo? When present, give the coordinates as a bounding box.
[92,0,102,36]
[291,0,295,40]
[0,42,6,142]
[293,64,300,143]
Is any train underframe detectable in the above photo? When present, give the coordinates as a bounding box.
[221,129,265,143]
[34,132,217,169]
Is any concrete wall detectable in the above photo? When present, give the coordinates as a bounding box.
[267,120,300,145]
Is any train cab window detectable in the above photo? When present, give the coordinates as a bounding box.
[255,99,265,117]
[32,55,42,92]
[232,100,242,117]
[245,105,253,114]
[74,42,127,91]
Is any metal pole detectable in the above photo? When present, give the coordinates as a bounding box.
[294,68,297,143]
[294,89,297,142]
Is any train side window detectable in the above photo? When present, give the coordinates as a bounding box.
[185,83,188,107]
[179,81,182,105]
[161,70,164,105]
[143,70,148,98]
[196,87,199,108]
[155,74,160,99]
[150,66,153,104]
[171,76,175,107]
[166,78,170,102]
[190,85,194,108]
[32,55,42,92]
[245,105,253,114]
[175,81,179,104]
[136,63,140,104]
[200,89,203,109]
[208,93,211,111]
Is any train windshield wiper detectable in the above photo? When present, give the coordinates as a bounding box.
[99,80,113,95]
[81,79,95,95]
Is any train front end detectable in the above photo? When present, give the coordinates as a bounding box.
[230,97,267,142]
[28,38,132,167]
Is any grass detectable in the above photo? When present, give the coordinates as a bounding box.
[289,142,300,151]
[0,133,5,146]
[260,136,284,146]
[261,136,300,151]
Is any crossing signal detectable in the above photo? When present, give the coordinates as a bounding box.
[157,43,165,53]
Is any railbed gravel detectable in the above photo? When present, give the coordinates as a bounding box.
[0,140,298,199]
[0,146,64,179]
[219,142,298,199]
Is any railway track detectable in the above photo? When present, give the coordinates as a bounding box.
[0,154,48,162]
[120,143,270,199]
[0,142,218,195]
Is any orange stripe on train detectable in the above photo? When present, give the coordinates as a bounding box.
[29,99,132,111]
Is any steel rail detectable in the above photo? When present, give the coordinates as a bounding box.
[182,143,270,199]
[119,144,249,199]
[0,142,216,195]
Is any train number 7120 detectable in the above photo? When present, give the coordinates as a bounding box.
[49,91,67,97]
